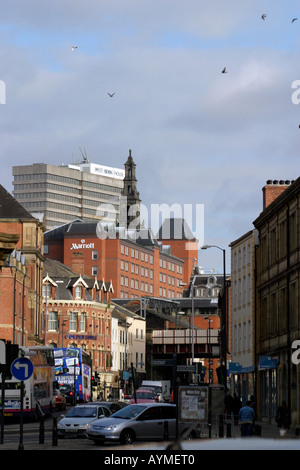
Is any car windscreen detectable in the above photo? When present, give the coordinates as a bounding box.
[111,405,147,419]
[66,407,98,418]
[59,385,72,392]
[136,392,154,399]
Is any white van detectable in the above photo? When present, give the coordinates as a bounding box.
[141,380,171,402]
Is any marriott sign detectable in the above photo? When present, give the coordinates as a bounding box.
[70,239,95,250]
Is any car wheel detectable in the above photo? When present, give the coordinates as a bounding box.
[120,429,134,445]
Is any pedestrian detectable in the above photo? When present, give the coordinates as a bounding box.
[275,401,291,433]
[233,393,242,425]
[249,394,257,419]
[238,401,255,437]
[224,393,234,419]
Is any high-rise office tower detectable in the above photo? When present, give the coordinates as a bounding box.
[12,156,125,230]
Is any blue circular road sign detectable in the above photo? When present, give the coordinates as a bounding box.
[11,357,34,381]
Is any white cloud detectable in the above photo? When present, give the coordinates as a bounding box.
[0,0,299,272]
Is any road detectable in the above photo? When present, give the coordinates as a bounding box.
[0,407,128,450]
[0,406,175,451]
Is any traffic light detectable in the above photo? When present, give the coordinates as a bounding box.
[5,341,19,379]
[216,366,225,385]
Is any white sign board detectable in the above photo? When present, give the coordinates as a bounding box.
[178,386,208,422]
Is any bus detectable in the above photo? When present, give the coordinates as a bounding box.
[54,348,92,403]
[2,346,56,419]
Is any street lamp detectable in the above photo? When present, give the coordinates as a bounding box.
[201,245,227,391]
[179,281,195,365]
[204,316,213,384]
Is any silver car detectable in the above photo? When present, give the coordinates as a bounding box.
[86,403,197,445]
[58,404,111,437]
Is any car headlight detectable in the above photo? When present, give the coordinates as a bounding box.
[104,424,118,431]
[78,424,88,429]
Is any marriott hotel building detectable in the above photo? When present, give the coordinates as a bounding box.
[12,160,124,230]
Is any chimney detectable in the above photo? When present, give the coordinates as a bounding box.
[262,180,292,210]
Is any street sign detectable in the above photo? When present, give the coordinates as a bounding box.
[11,357,34,381]
[153,359,174,366]
[177,365,196,372]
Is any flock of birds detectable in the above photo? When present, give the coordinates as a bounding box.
[70,13,298,94]
[221,14,298,74]
[71,44,116,97]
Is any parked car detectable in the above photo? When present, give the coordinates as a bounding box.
[58,384,74,404]
[90,401,128,414]
[55,389,66,410]
[57,404,111,438]
[130,389,157,404]
[86,403,198,445]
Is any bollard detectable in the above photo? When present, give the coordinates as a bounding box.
[218,414,224,438]
[226,422,231,437]
[52,417,58,446]
[39,416,45,444]
[163,420,169,440]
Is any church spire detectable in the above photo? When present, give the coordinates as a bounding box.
[121,149,141,229]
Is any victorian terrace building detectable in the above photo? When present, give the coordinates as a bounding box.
[0,184,44,346]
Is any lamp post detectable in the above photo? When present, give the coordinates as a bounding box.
[204,316,213,384]
[201,245,227,391]
[179,282,195,366]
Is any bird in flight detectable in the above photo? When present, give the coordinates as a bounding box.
[292,18,298,23]
[72,45,78,51]
[261,14,266,20]
[222,67,227,74]
[108,93,115,97]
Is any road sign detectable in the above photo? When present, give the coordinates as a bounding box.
[177,365,196,372]
[11,357,33,381]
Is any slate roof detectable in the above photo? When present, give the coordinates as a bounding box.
[43,258,99,302]
[0,185,35,219]
[44,219,83,241]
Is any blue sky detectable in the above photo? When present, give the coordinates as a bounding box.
[0,0,299,273]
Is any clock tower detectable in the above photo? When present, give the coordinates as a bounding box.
[121,150,141,229]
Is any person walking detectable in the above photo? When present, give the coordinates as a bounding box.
[238,401,255,437]
[233,393,242,425]
[275,401,291,435]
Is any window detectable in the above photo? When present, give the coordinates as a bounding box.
[75,286,82,299]
[43,284,51,298]
[80,313,86,332]
[139,407,161,420]
[92,250,98,260]
[92,266,98,276]
[48,311,58,331]
[70,312,77,331]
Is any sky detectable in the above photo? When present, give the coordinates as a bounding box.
[0,0,299,273]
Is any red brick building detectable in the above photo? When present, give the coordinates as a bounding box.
[0,185,45,346]
[44,219,198,301]
[42,258,114,382]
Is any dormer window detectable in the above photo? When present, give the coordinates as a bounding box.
[42,274,57,300]
[43,284,51,298]
[75,285,82,299]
